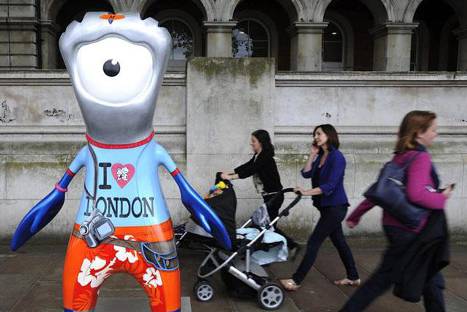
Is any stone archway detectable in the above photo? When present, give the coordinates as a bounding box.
[310,0,392,23]
[224,0,304,22]
[141,0,214,21]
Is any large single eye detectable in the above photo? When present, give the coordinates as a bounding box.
[76,37,153,105]
[103,59,120,77]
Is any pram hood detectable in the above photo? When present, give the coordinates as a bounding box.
[201,173,237,244]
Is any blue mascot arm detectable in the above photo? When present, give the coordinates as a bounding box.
[172,169,232,250]
[155,143,231,250]
[10,171,72,251]
[11,147,88,251]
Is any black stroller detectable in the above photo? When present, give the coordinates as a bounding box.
[175,174,302,310]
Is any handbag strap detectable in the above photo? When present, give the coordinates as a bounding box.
[401,151,422,170]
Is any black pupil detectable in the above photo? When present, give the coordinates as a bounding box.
[103,59,120,77]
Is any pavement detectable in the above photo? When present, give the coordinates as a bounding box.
[0,238,466,312]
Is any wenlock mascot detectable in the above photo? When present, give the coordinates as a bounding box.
[10,12,231,312]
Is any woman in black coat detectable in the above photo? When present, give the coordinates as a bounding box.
[221,129,299,256]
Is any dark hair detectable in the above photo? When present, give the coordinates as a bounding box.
[313,124,340,150]
[395,110,437,153]
[252,129,275,156]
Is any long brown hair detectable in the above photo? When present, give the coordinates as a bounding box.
[395,110,437,153]
[252,129,275,156]
[314,124,340,149]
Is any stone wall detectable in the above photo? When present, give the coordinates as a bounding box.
[274,72,467,237]
[1,62,466,241]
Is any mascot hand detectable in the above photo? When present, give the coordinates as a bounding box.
[11,187,65,251]
[175,173,232,250]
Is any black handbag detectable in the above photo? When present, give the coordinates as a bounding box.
[364,152,429,229]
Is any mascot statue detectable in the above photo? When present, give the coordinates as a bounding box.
[10,12,231,312]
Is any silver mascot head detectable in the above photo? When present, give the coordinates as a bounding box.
[59,12,172,144]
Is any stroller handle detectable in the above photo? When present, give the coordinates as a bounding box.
[277,188,302,218]
[264,188,302,219]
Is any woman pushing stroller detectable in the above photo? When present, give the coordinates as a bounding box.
[221,129,300,258]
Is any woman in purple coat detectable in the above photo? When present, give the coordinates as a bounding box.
[343,111,453,312]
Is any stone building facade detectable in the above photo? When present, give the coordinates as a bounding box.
[2,0,467,71]
[0,0,466,240]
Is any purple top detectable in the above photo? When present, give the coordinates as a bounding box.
[347,150,447,233]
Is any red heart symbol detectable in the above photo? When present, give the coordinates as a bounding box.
[111,163,135,188]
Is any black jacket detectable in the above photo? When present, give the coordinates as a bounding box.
[234,151,283,193]
[392,211,450,302]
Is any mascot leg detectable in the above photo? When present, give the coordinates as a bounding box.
[62,225,181,312]
[128,250,181,312]
[62,235,115,312]
[128,225,181,312]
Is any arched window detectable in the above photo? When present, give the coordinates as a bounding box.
[322,22,343,70]
[232,19,269,58]
[323,0,374,70]
[411,0,459,71]
[160,19,194,61]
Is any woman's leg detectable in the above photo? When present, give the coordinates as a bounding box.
[423,273,446,312]
[340,226,417,312]
[329,224,359,280]
[291,209,341,284]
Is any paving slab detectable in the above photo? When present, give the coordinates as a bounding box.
[10,280,62,312]
[0,274,37,311]
[269,255,349,312]
[1,241,467,312]
[95,296,192,312]
[314,249,423,312]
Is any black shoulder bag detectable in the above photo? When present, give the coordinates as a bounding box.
[364,152,429,229]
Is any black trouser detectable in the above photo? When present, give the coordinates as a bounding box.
[292,205,359,284]
[263,193,298,249]
[340,226,445,312]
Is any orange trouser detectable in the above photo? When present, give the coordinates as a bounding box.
[62,220,180,312]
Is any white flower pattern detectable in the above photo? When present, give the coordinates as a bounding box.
[114,245,138,263]
[143,267,163,288]
[77,256,116,288]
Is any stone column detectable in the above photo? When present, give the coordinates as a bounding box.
[109,0,145,13]
[290,22,328,72]
[371,23,418,72]
[455,27,467,71]
[204,21,237,57]
[40,20,59,69]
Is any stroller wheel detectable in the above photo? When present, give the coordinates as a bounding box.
[194,279,214,302]
[257,282,284,310]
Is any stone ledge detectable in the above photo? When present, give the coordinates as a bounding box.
[275,71,467,87]
[274,125,467,136]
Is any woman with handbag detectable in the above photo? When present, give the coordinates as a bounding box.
[342,111,453,312]
[279,124,360,291]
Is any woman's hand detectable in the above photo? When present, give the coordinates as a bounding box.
[346,220,358,229]
[220,172,231,180]
[442,185,453,199]
[294,186,305,195]
[310,143,319,156]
